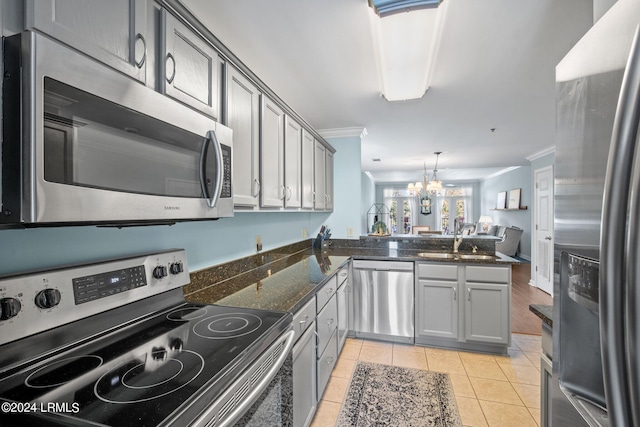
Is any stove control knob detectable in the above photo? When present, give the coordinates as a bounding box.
[170,338,184,352]
[152,347,167,361]
[153,265,168,279]
[0,297,22,320]
[35,288,62,309]
[169,262,184,275]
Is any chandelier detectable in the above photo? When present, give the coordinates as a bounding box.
[426,151,443,194]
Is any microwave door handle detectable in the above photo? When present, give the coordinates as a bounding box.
[199,130,224,208]
[601,24,640,427]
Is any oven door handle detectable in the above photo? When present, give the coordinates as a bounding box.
[204,329,295,427]
[199,130,224,208]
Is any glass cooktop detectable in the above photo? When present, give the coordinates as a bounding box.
[0,303,291,426]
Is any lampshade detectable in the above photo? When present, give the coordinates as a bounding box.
[478,216,493,224]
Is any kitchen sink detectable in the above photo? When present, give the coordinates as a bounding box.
[416,252,499,261]
[417,252,457,259]
[456,254,498,260]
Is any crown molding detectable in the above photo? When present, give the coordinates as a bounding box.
[318,127,368,140]
[526,145,555,162]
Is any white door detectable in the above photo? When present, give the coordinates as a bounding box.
[534,166,554,295]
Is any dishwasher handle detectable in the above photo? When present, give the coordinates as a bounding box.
[352,260,414,272]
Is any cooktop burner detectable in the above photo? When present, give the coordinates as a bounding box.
[94,350,204,404]
[194,312,263,339]
[25,356,104,389]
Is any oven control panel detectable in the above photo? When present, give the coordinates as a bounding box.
[0,249,190,346]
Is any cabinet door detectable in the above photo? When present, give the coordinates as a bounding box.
[316,294,338,355]
[540,353,553,427]
[284,116,302,208]
[162,10,219,119]
[416,279,458,339]
[260,97,285,207]
[313,142,326,210]
[301,130,315,209]
[293,322,317,427]
[226,66,260,207]
[325,150,334,211]
[464,283,509,344]
[26,0,147,83]
[337,282,348,353]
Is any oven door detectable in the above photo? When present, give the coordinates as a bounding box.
[2,31,233,226]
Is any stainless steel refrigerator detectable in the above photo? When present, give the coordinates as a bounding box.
[554,1,640,426]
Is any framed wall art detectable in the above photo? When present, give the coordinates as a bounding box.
[497,191,507,210]
[508,188,521,209]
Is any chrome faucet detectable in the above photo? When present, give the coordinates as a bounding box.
[453,218,463,253]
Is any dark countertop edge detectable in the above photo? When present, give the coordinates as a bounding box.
[286,257,351,314]
[529,304,553,327]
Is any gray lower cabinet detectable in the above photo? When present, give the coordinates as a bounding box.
[316,278,338,400]
[415,262,511,354]
[416,279,458,339]
[293,321,317,427]
[540,323,553,427]
[26,0,148,83]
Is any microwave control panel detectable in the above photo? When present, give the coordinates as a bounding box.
[221,144,232,198]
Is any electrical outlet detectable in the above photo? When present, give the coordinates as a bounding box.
[302,227,308,238]
[256,235,262,252]
[347,227,354,237]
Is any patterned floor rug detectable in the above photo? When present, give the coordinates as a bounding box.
[337,361,462,427]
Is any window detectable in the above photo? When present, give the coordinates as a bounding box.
[436,187,473,233]
[382,188,415,234]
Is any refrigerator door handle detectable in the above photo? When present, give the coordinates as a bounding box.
[601,24,640,427]
[625,25,640,427]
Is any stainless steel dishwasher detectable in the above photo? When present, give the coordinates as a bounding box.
[352,260,414,344]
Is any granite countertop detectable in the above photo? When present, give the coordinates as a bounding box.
[185,243,519,315]
[529,304,553,327]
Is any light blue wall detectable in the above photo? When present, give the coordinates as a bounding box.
[325,136,362,239]
[480,166,533,258]
[0,212,329,275]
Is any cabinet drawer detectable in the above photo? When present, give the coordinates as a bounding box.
[317,330,338,400]
[337,266,349,286]
[293,297,316,344]
[316,294,338,355]
[317,275,338,311]
[466,265,510,283]
[417,263,458,280]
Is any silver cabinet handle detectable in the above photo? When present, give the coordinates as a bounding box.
[326,357,335,365]
[280,185,286,200]
[134,33,147,68]
[199,130,223,208]
[253,179,261,197]
[453,288,457,300]
[327,318,334,325]
[326,288,334,294]
[467,288,471,301]
[545,236,552,240]
[165,52,176,84]
[299,315,310,326]
[312,191,316,203]
[286,186,292,201]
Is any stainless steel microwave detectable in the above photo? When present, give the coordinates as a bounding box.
[1,31,233,227]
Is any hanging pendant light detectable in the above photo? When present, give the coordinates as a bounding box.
[427,151,443,195]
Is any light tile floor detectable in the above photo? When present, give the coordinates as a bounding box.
[310,334,542,427]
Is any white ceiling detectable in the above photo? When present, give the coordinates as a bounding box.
[181,0,594,183]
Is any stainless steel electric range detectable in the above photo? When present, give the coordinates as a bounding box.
[0,249,294,426]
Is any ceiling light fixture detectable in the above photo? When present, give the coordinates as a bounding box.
[426,151,443,195]
[368,0,448,101]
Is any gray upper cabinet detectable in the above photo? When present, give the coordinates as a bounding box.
[161,9,219,119]
[226,66,261,208]
[284,116,302,208]
[260,97,285,208]
[325,151,334,210]
[301,130,315,209]
[313,142,326,210]
[26,0,148,83]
